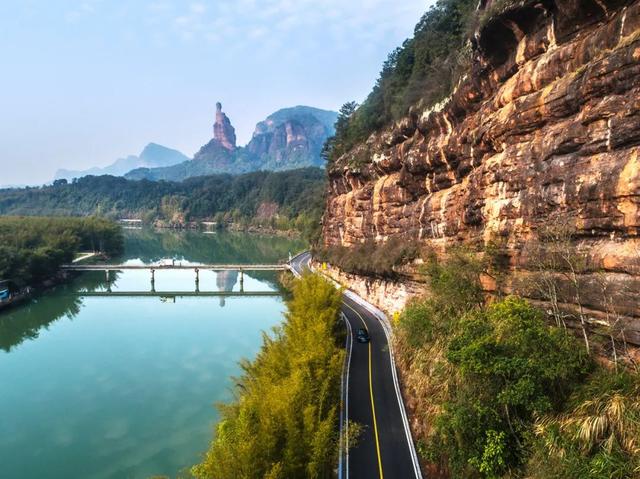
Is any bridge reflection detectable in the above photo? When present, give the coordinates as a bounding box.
[73,264,284,305]
[216,270,238,306]
[71,291,280,298]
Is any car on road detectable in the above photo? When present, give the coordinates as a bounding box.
[356,328,370,343]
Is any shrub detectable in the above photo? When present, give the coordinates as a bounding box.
[436,297,590,476]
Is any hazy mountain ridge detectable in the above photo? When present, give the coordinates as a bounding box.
[54,143,189,181]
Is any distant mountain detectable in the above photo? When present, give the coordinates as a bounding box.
[125,104,338,182]
[55,143,189,181]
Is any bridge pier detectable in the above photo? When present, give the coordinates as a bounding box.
[105,269,112,292]
[150,269,155,293]
[195,268,200,293]
[239,269,244,292]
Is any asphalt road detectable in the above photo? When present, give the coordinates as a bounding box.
[290,252,421,479]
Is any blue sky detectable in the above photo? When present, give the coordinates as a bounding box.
[0,0,431,185]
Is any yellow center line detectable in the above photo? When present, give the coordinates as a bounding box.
[344,301,384,479]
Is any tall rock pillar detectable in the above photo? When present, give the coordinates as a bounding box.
[213,102,237,151]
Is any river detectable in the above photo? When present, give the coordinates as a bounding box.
[0,228,305,479]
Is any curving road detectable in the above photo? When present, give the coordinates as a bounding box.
[290,252,422,479]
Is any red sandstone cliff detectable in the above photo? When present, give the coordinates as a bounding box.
[322,0,640,344]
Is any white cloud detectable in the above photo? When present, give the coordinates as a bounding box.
[157,0,427,50]
[65,0,102,23]
[189,2,206,14]
[148,1,172,12]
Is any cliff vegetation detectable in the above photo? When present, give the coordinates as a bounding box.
[395,250,640,478]
[323,0,476,163]
[321,0,640,348]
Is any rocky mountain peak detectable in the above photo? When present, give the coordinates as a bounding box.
[213,102,236,151]
[245,106,338,170]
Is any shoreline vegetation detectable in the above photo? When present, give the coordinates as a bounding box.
[0,216,123,309]
[191,273,344,479]
[151,220,304,239]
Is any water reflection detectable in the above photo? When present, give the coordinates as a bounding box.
[216,270,238,307]
[123,228,303,264]
[0,274,107,352]
[0,229,304,352]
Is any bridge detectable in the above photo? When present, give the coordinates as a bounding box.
[61,262,291,290]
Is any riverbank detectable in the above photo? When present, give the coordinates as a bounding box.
[0,269,91,313]
[0,289,32,312]
[152,219,302,238]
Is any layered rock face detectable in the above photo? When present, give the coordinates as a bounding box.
[323,0,640,342]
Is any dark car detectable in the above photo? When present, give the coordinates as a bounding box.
[356,328,370,343]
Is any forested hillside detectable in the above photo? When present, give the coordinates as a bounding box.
[0,168,326,239]
[0,216,123,287]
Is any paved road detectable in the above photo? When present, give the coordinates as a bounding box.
[290,252,421,479]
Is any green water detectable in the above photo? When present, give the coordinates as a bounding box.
[0,229,305,479]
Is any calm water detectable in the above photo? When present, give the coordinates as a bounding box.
[0,229,305,479]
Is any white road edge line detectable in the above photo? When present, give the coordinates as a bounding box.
[288,253,423,478]
[308,258,423,479]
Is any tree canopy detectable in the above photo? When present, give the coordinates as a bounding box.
[0,216,123,287]
[324,0,476,163]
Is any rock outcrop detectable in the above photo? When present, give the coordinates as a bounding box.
[213,102,237,150]
[323,0,640,343]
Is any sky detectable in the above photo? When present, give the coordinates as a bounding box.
[0,0,431,186]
